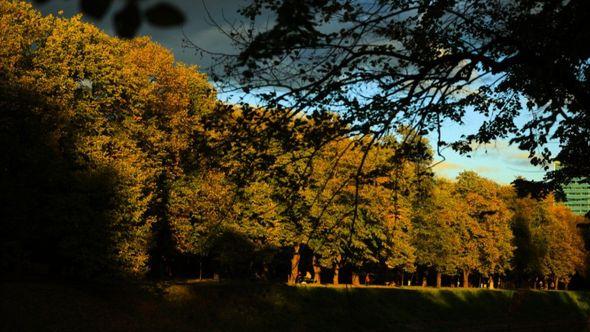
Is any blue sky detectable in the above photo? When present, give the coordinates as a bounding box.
[32,0,551,184]
[430,113,548,184]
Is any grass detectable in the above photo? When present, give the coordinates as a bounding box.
[2,280,590,331]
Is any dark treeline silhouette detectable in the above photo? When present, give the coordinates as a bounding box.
[1,1,589,291]
[0,83,122,278]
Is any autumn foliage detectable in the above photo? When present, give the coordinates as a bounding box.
[0,1,587,289]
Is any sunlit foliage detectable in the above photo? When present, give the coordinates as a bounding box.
[1,2,588,289]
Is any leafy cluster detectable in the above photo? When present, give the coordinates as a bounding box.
[1,0,214,277]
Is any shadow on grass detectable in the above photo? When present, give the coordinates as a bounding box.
[3,281,590,331]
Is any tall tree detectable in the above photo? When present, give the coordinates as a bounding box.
[455,171,513,288]
[539,199,586,289]
[0,1,216,278]
[414,179,472,287]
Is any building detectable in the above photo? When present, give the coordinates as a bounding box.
[562,181,590,216]
[555,162,590,216]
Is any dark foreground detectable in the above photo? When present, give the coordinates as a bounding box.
[2,281,590,331]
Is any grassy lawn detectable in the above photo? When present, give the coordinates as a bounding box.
[2,281,590,331]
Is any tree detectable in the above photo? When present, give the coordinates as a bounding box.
[539,200,586,289]
[196,0,590,184]
[507,193,544,287]
[303,138,365,284]
[362,170,416,280]
[188,103,337,282]
[1,2,154,277]
[377,133,433,283]
[167,171,236,278]
[303,134,422,285]
[455,171,513,288]
[414,179,472,287]
[509,190,587,289]
[0,1,216,278]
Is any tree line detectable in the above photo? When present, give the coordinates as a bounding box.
[1,1,587,289]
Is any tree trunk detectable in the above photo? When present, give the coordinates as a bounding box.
[333,264,339,285]
[489,276,494,289]
[400,271,405,287]
[313,256,322,284]
[462,270,470,288]
[436,271,442,288]
[199,258,203,281]
[352,272,361,286]
[259,261,269,281]
[554,277,559,290]
[543,277,548,290]
[288,244,300,285]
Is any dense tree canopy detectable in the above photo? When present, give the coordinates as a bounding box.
[1,0,216,277]
[1,1,589,290]
[414,179,471,286]
[510,195,587,288]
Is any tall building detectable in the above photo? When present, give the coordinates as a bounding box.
[555,162,590,216]
[562,181,590,216]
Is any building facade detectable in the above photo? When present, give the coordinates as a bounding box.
[562,181,590,216]
[555,162,590,216]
